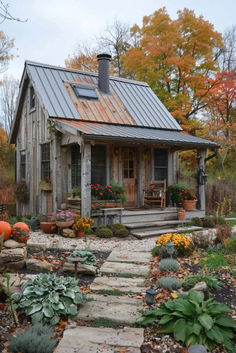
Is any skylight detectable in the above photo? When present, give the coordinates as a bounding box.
[72,85,98,100]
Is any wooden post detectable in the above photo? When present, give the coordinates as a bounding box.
[197,149,206,211]
[81,143,91,217]
[137,146,143,207]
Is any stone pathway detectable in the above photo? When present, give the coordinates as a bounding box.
[57,247,151,352]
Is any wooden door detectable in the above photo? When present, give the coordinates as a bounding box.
[122,147,137,207]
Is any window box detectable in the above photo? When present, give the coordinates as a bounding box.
[39,183,52,191]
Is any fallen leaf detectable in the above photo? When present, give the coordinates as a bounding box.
[136,295,143,299]
[171,293,178,299]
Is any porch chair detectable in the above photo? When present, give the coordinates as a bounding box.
[143,180,166,209]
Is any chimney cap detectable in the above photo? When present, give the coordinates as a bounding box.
[97,53,111,60]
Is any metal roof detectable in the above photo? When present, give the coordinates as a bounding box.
[26,61,181,130]
[55,119,218,148]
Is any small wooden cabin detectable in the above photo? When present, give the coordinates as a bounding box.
[9,54,217,218]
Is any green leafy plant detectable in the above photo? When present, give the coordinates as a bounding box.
[182,272,222,291]
[225,236,236,254]
[159,258,180,272]
[70,250,96,265]
[191,217,203,227]
[136,290,236,352]
[200,252,228,270]
[95,226,113,238]
[9,323,58,353]
[168,183,187,205]
[157,276,182,290]
[90,318,119,328]
[110,223,129,237]
[71,186,81,198]
[202,217,215,228]
[11,273,86,325]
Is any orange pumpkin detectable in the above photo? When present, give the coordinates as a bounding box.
[12,222,30,233]
[0,221,12,240]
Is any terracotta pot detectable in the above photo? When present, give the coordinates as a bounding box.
[56,220,74,228]
[182,199,197,211]
[40,222,57,234]
[77,231,85,237]
[178,209,186,221]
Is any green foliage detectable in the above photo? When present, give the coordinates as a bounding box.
[202,217,216,228]
[182,273,222,291]
[157,276,182,291]
[70,250,97,265]
[9,323,58,353]
[95,226,113,238]
[151,245,177,259]
[191,217,203,227]
[200,251,228,270]
[214,216,227,225]
[151,245,160,257]
[225,236,236,254]
[168,183,187,205]
[71,186,81,198]
[136,291,236,352]
[11,273,86,325]
[90,318,119,328]
[96,289,125,296]
[159,258,180,272]
[110,223,129,237]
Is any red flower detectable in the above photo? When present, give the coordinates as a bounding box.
[99,192,103,196]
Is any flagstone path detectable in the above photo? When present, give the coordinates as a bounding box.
[56,247,151,353]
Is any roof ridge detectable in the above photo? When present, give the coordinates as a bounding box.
[25,60,149,86]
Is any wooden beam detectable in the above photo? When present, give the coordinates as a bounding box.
[137,146,143,207]
[61,133,83,146]
[81,143,91,217]
[197,149,206,212]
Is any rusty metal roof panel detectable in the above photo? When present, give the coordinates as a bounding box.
[26,61,182,130]
[55,119,217,148]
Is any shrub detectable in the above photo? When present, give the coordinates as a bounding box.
[159,258,180,272]
[9,323,57,353]
[214,216,227,225]
[70,250,97,265]
[157,276,182,290]
[151,245,160,257]
[136,291,236,352]
[95,226,113,238]
[11,273,85,325]
[191,217,203,227]
[225,236,236,254]
[202,217,215,228]
[110,223,129,237]
[182,273,221,291]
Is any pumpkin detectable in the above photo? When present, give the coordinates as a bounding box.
[12,222,30,233]
[0,221,12,240]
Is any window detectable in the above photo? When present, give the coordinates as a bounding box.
[30,86,35,110]
[154,149,168,181]
[91,145,106,185]
[123,148,134,179]
[72,85,98,100]
[41,143,50,179]
[71,145,81,188]
[20,150,26,180]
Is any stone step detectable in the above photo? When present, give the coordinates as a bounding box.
[120,211,178,224]
[106,250,151,264]
[78,294,143,324]
[132,226,203,239]
[56,326,144,353]
[124,219,191,232]
[90,276,147,294]
[100,261,149,277]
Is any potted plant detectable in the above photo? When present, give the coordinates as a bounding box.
[180,188,197,211]
[71,187,81,199]
[91,183,126,208]
[168,184,184,206]
[39,176,52,191]
[54,210,74,228]
[40,215,57,234]
[72,216,94,237]
[14,180,29,203]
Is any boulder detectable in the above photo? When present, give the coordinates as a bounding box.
[27,241,47,251]
[188,344,207,353]
[192,229,217,248]
[62,229,76,238]
[63,262,96,275]
[0,248,26,271]
[232,225,236,235]
[25,258,52,272]
[4,239,26,249]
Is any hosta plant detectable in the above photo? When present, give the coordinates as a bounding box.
[159,258,180,272]
[70,250,97,265]
[137,290,236,352]
[11,273,86,325]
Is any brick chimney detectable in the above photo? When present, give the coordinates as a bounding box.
[97,53,111,94]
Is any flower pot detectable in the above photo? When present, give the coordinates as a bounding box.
[77,231,85,237]
[178,209,186,221]
[39,183,52,191]
[40,221,57,234]
[56,220,74,228]
[182,199,197,211]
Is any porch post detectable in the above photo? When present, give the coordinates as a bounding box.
[137,146,143,207]
[197,149,206,211]
[81,143,91,217]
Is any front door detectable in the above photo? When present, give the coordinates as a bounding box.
[122,147,137,207]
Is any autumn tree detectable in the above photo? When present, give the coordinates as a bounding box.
[0,30,14,73]
[0,0,27,23]
[65,45,99,72]
[122,8,223,131]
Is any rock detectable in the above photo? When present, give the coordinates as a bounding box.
[63,262,96,275]
[56,326,144,353]
[188,344,207,353]
[192,229,217,248]
[3,239,26,249]
[0,248,26,271]
[25,258,52,272]
[27,241,46,251]
[0,259,25,271]
[62,229,76,238]
[107,250,151,264]
[192,281,208,292]
[100,261,149,277]
[232,225,236,235]
[90,275,146,294]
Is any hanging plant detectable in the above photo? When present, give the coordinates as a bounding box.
[14,180,29,203]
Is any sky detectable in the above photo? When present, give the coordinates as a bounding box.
[1,0,236,81]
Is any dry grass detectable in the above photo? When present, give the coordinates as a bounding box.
[0,186,15,203]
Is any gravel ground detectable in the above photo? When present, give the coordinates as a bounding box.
[28,231,157,252]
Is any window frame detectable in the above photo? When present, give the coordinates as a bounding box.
[41,143,50,180]
[19,150,26,180]
[29,86,36,111]
[71,145,81,188]
[72,84,98,100]
[153,148,168,182]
